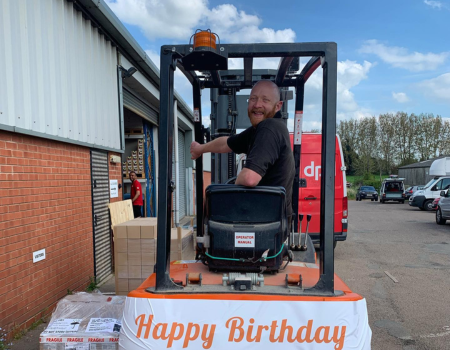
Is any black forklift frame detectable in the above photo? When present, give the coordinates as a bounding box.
[156,42,337,295]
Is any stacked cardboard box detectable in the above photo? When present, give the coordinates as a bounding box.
[122,140,145,178]
[113,218,193,295]
[137,139,144,176]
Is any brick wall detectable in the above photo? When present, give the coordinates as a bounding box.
[0,131,94,337]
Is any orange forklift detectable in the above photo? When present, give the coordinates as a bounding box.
[119,31,371,350]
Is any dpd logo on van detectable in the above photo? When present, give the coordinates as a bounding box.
[304,162,321,181]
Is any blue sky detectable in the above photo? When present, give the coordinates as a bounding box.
[105,0,450,131]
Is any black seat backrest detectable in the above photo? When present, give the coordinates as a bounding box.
[204,184,288,272]
[205,184,287,228]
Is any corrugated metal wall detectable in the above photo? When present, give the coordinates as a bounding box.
[0,0,120,150]
[90,150,112,283]
[399,167,432,186]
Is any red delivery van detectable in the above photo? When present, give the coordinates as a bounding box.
[290,133,348,247]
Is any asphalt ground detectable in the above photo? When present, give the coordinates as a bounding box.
[336,199,450,349]
[8,203,450,349]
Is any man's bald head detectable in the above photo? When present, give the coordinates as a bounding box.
[251,80,281,102]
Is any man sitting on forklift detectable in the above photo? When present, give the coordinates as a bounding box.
[190,80,295,217]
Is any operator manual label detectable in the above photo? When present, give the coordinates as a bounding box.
[41,319,82,334]
[86,318,121,333]
[235,232,255,247]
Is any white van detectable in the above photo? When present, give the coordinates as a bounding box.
[409,158,450,211]
[409,176,450,210]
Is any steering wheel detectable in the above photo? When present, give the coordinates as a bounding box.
[225,176,237,185]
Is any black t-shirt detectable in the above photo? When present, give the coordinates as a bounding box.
[227,113,295,216]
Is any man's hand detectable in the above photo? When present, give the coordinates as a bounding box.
[190,137,232,160]
[190,141,203,160]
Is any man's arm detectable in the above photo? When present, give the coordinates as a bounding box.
[190,136,232,160]
[132,190,140,203]
[235,168,262,187]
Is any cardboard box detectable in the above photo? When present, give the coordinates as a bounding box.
[141,239,156,253]
[116,265,128,279]
[117,278,129,292]
[115,238,127,252]
[128,252,141,266]
[141,251,155,265]
[129,279,143,290]
[127,238,141,253]
[171,227,193,253]
[128,265,141,279]
[114,224,128,239]
[127,224,141,239]
[141,224,155,238]
[40,294,124,350]
[113,218,193,295]
[116,253,128,266]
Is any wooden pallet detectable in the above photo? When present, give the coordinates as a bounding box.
[108,199,134,230]
[125,128,143,135]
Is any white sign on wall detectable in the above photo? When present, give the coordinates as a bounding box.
[33,248,46,263]
[110,180,118,198]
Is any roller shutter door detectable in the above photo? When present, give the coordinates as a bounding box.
[90,150,112,283]
[123,88,158,125]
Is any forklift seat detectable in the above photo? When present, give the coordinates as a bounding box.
[204,184,288,272]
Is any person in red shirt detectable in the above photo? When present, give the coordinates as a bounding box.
[130,171,143,218]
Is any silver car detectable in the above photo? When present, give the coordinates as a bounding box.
[436,189,450,224]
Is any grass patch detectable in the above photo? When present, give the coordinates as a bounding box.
[30,319,43,331]
[12,330,25,341]
[346,174,391,199]
[85,277,99,292]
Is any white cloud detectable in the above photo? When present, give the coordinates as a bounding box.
[105,0,295,43]
[105,0,208,40]
[283,60,374,130]
[392,92,410,103]
[424,0,443,9]
[337,60,373,112]
[417,73,450,103]
[359,40,449,71]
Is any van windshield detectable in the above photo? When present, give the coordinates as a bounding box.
[423,179,437,189]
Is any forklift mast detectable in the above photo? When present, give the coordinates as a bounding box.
[156,39,337,295]
[209,69,294,185]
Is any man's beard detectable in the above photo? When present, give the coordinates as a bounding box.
[248,104,278,127]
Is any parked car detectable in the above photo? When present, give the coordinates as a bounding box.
[405,185,424,199]
[356,186,378,201]
[431,197,440,210]
[380,176,406,203]
[436,190,450,224]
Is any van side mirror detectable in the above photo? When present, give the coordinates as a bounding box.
[440,190,446,197]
